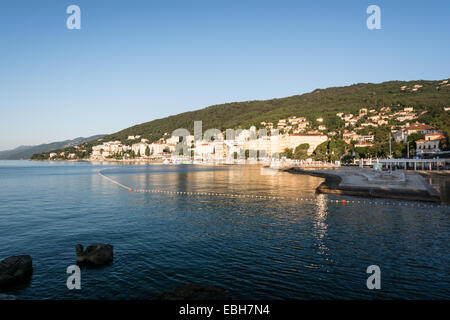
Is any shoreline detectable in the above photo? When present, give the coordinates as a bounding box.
[28,159,264,166]
[28,158,167,164]
[285,167,443,203]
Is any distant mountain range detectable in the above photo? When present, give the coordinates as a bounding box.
[0,135,106,160]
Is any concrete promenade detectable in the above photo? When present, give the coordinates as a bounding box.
[358,158,450,171]
[285,167,442,202]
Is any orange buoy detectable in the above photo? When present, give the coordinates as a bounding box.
[130,188,133,192]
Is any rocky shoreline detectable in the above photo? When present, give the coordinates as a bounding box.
[1,245,231,300]
[285,167,443,202]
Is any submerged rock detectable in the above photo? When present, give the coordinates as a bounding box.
[0,255,33,292]
[76,243,113,266]
[156,283,231,300]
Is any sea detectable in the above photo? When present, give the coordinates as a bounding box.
[0,160,449,299]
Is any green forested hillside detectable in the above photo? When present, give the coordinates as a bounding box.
[31,79,450,160]
[99,79,450,144]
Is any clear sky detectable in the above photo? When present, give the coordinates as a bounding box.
[0,0,449,150]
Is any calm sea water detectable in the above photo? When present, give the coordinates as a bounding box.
[0,160,449,300]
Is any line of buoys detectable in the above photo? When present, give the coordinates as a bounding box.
[132,188,319,203]
[98,171,133,191]
[132,188,445,208]
[99,171,447,209]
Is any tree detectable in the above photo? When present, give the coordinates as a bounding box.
[293,143,309,160]
[145,146,150,156]
[341,154,354,164]
[312,141,329,161]
[440,136,449,151]
[281,148,293,159]
[355,146,369,158]
[408,132,424,143]
[313,151,328,162]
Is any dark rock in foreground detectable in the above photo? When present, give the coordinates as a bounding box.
[0,255,33,292]
[76,243,113,266]
[156,283,231,300]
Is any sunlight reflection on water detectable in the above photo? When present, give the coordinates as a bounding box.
[0,161,449,299]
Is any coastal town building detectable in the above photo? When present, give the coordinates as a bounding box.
[425,133,446,141]
[361,122,378,128]
[415,139,441,155]
[404,122,438,135]
[279,133,328,155]
[131,143,148,156]
[91,141,130,159]
[355,141,374,148]
[358,135,375,142]
[150,143,168,155]
[359,108,368,115]
[343,114,353,121]
[343,131,358,143]
[394,130,408,143]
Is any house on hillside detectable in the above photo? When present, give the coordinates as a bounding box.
[279,133,328,155]
[405,123,439,135]
[355,141,374,148]
[358,135,374,142]
[394,130,408,143]
[343,114,353,121]
[424,133,446,142]
[415,139,441,155]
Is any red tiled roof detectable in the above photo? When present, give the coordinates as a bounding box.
[407,123,435,130]
[425,133,446,140]
[290,133,326,136]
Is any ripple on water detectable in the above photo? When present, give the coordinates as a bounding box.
[0,162,449,299]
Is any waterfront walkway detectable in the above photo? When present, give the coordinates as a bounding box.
[359,158,450,171]
[285,167,443,202]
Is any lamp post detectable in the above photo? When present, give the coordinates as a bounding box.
[389,133,392,173]
[407,141,410,159]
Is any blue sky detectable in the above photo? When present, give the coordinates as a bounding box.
[0,0,449,150]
